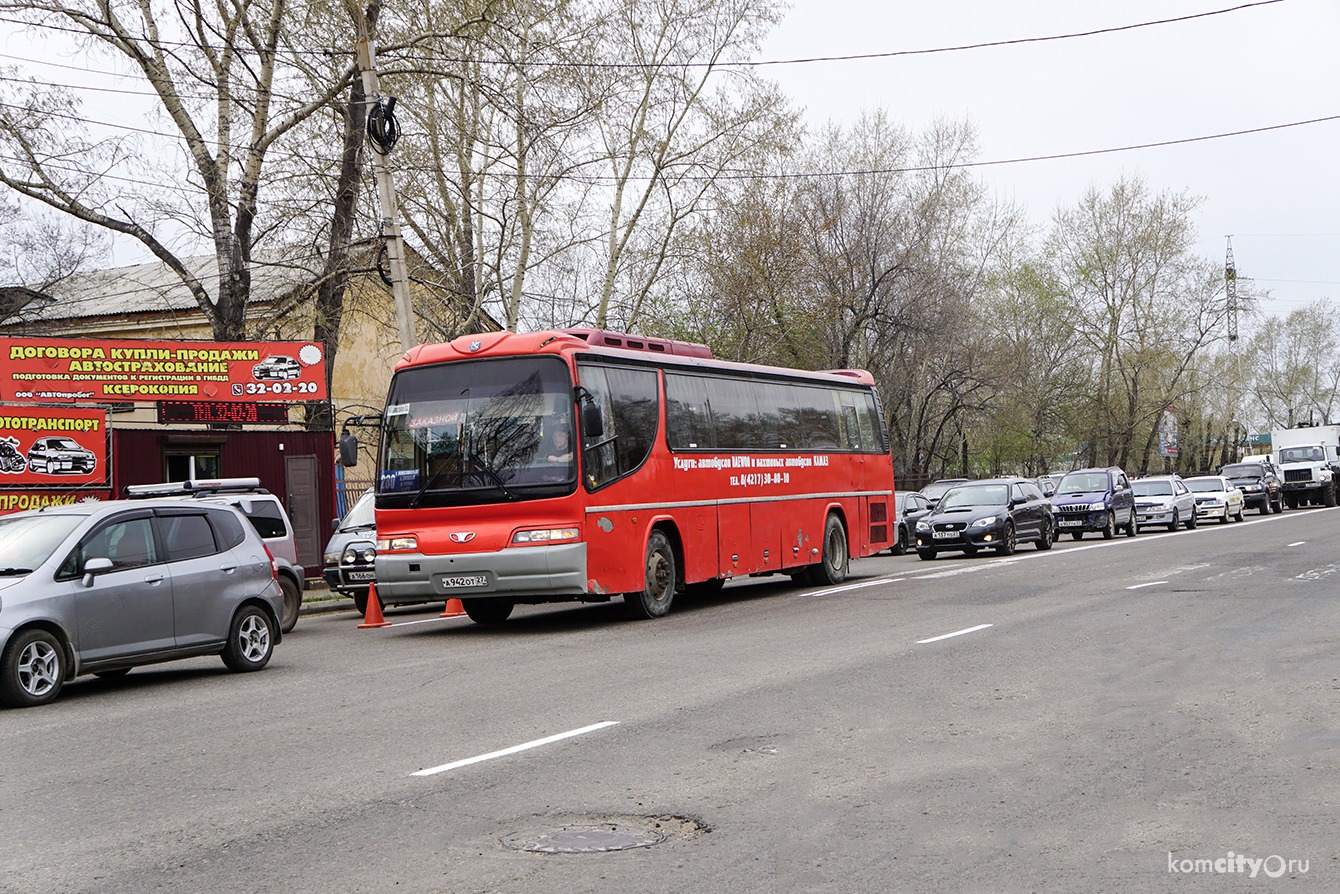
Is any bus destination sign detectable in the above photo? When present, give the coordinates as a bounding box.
[157,401,289,425]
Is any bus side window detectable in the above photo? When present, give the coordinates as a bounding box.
[666,373,716,450]
[577,362,660,490]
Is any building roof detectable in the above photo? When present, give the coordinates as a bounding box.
[0,254,311,326]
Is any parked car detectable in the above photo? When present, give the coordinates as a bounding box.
[0,498,284,708]
[1036,473,1063,497]
[251,355,301,380]
[913,477,1054,559]
[1050,467,1138,540]
[890,491,932,555]
[26,436,97,475]
[324,490,377,612]
[920,478,970,509]
[124,478,304,633]
[1185,475,1246,523]
[1220,461,1284,515]
[1132,475,1198,532]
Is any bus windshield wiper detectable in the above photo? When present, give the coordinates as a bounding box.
[465,451,517,501]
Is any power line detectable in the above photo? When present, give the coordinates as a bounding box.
[1,1,1285,69]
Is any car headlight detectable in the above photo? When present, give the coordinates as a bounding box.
[376,535,418,551]
[323,551,340,565]
[970,516,998,528]
[343,545,376,564]
[915,521,931,531]
[511,527,580,545]
[1242,484,1261,492]
[1088,501,1107,511]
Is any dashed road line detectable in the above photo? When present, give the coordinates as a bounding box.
[413,721,620,777]
[917,623,993,644]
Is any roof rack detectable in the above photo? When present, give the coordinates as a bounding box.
[124,477,269,498]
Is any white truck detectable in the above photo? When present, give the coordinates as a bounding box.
[1271,424,1340,508]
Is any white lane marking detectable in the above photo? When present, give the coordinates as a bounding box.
[801,576,902,597]
[386,615,469,628]
[412,721,620,777]
[917,623,993,644]
[1126,580,1169,590]
[1289,541,1306,547]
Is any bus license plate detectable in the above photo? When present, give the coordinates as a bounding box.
[932,530,958,539]
[346,569,375,582]
[442,574,487,589]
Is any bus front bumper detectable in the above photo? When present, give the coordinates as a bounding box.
[374,542,588,604]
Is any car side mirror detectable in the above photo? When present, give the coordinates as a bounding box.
[339,431,359,467]
[82,556,113,587]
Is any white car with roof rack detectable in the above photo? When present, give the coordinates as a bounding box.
[124,478,305,632]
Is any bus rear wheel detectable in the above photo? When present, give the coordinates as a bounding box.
[625,530,676,620]
[463,598,514,625]
[803,514,849,586]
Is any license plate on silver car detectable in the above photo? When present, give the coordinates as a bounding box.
[442,574,487,588]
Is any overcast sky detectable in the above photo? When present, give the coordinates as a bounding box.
[757,0,1338,324]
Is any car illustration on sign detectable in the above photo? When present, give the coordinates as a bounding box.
[26,437,97,475]
[251,355,302,380]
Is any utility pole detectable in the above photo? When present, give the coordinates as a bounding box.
[355,12,416,351]
[1225,236,1238,342]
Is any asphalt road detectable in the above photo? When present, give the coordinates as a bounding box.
[2,505,1336,892]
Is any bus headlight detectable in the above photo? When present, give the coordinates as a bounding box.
[511,527,580,545]
[376,535,418,551]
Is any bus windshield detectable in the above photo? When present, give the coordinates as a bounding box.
[378,356,576,507]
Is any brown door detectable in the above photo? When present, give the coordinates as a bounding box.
[285,454,321,573]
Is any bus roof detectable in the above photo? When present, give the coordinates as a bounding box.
[398,330,877,388]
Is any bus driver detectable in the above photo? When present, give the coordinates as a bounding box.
[545,426,573,463]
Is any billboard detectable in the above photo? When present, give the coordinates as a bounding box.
[0,406,108,486]
[0,490,111,515]
[0,337,328,403]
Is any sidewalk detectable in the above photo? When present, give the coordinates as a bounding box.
[299,581,359,617]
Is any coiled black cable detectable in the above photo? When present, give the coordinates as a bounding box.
[367,96,400,154]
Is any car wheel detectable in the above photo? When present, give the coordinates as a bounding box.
[1287,493,1300,509]
[221,605,275,672]
[1274,494,1285,512]
[1259,500,1272,516]
[1125,512,1138,537]
[278,575,301,634]
[995,522,1017,556]
[917,548,937,561]
[1326,484,1338,507]
[1233,504,1244,522]
[625,529,677,619]
[1220,507,1230,524]
[1101,512,1115,540]
[462,598,515,625]
[802,514,849,586]
[0,629,66,708]
[890,525,908,556]
[1036,518,1054,550]
[1167,509,1179,533]
[1186,510,1198,529]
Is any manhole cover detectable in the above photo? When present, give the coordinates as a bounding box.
[501,820,707,852]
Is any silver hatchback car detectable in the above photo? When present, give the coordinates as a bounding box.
[0,498,284,708]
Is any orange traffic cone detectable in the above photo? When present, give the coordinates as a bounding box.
[440,597,467,618]
[358,582,390,628]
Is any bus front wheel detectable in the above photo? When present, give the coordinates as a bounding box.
[625,530,676,620]
[463,598,514,625]
[803,514,849,586]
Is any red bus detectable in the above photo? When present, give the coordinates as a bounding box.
[351,329,895,622]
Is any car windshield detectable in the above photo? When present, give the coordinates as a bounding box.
[49,438,81,450]
[1221,464,1263,479]
[1279,446,1325,463]
[937,484,1009,509]
[1133,480,1174,496]
[379,355,576,508]
[1186,479,1225,493]
[0,513,85,570]
[922,480,966,501]
[339,492,375,531]
[1057,472,1108,493]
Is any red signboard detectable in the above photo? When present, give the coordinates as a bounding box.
[0,337,328,403]
[0,490,111,516]
[0,406,108,486]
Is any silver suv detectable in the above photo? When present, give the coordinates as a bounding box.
[0,498,284,708]
[323,490,376,614]
[124,479,304,632]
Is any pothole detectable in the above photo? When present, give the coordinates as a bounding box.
[501,814,707,853]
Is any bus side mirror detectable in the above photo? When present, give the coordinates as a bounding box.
[339,431,360,467]
[581,400,604,439]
